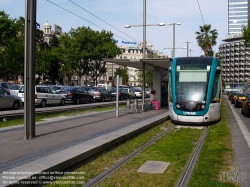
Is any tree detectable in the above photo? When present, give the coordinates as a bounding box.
[195,24,218,57]
[88,30,121,85]
[242,20,250,47]
[114,66,129,85]
[56,33,79,85]
[0,12,25,82]
[136,70,153,87]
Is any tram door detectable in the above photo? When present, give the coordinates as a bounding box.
[161,81,168,106]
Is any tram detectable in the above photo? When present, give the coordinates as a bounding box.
[168,57,222,124]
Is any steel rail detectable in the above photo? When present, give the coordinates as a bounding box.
[177,126,209,187]
[83,123,175,187]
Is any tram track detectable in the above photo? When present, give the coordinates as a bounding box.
[176,126,209,187]
[0,101,127,121]
[82,124,208,187]
[83,122,175,187]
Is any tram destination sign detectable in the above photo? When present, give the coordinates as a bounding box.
[178,64,210,70]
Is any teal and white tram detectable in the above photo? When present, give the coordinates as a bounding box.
[168,57,222,124]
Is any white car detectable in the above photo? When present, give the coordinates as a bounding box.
[134,89,142,98]
[0,86,22,110]
[123,88,136,99]
[18,85,66,107]
[9,84,23,96]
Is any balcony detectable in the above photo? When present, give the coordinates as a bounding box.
[234,63,239,66]
[244,72,249,75]
[239,72,244,75]
[234,68,239,71]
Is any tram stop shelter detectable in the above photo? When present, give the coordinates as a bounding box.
[103,58,172,109]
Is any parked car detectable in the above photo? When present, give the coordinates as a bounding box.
[58,86,93,104]
[123,88,136,99]
[234,93,247,108]
[145,88,151,98]
[228,91,237,101]
[110,88,130,100]
[241,96,250,117]
[88,87,114,102]
[52,85,68,93]
[0,82,14,93]
[0,86,22,110]
[230,92,238,104]
[9,84,23,96]
[134,88,143,98]
[18,85,66,107]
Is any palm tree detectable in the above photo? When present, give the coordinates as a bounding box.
[195,24,218,57]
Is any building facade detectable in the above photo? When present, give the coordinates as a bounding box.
[41,22,166,86]
[83,41,166,87]
[228,0,249,34]
[219,33,250,92]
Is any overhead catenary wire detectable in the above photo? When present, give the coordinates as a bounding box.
[196,0,204,25]
[68,0,140,43]
[46,0,136,42]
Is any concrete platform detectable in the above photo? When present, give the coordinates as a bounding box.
[0,107,169,187]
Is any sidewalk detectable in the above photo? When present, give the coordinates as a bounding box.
[224,97,250,187]
[0,106,169,187]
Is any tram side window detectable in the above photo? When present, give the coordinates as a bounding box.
[211,70,222,103]
[168,71,172,102]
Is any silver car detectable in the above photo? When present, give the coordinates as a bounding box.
[0,86,22,110]
[9,84,23,96]
[123,88,136,99]
[18,85,66,107]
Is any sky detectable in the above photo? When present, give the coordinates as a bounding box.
[0,0,228,58]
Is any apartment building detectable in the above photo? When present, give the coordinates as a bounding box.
[219,33,250,91]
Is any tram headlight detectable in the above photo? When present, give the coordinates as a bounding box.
[175,103,184,109]
[202,105,205,109]
[176,104,180,109]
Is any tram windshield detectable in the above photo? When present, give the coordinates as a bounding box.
[175,65,210,102]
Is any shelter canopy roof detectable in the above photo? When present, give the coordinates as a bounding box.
[103,58,172,71]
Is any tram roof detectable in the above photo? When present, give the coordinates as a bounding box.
[103,58,172,72]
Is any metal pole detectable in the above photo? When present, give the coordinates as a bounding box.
[187,42,189,57]
[142,0,146,112]
[116,75,119,117]
[24,0,36,139]
[173,24,175,58]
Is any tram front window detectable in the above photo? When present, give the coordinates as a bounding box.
[175,71,208,103]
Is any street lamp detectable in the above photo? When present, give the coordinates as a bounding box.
[124,0,165,111]
[167,23,181,58]
[124,23,165,28]
[184,41,193,57]
[161,47,186,58]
